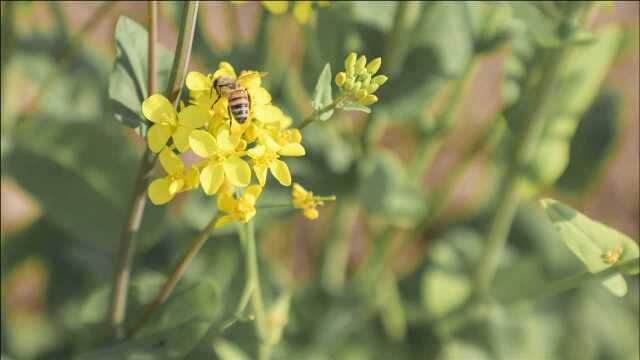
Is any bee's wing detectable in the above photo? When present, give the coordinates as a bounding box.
[237,71,268,88]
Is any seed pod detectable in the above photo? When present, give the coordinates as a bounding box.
[372,75,388,86]
[335,72,347,87]
[366,57,382,75]
[360,94,378,106]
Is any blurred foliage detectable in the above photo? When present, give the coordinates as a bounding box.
[1,1,638,360]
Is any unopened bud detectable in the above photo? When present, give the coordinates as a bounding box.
[335,72,347,87]
[366,57,382,74]
[356,89,368,99]
[372,75,388,86]
[344,78,354,90]
[355,55,367,74]
[360,94,378,106]
[345,52,357,70]
[366,83,379,93]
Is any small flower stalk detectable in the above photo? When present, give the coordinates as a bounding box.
[335,52,388,106]
[292,183,336,219]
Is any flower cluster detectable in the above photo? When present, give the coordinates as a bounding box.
[291,183,335,220]
[234,1,330,24]
[145,62,309,227]
[335,52,388,106]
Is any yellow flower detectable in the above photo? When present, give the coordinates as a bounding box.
[189,128,252,195]
[335,52,388,106]
[234,1,329,24]
[247,144,293,187]
[142,94,209,153]
[215,185,263,228]
[185,63,278,127]
[291,183,335,220]
[148,148,200,205]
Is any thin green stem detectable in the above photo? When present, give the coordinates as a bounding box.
[128,214,217,338]
[109,1,200,338]
[474,48,568,295]
[297,94,347,130]
[148,1,158,95]
[245,221,271,360]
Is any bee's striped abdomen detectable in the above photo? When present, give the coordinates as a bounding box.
[228,88,250,124]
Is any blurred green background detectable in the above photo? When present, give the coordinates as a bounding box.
[1,1,638,359]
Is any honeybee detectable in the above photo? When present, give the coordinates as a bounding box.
[212,72,267,125]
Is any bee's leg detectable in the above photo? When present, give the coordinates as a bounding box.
[228,106,233,127]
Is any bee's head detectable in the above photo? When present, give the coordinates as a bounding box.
[214,76,236,91]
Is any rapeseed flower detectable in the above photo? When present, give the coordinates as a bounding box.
[215,185,263,228]
[148,148,200,205]
[234,1,329,24]
[291,183,335,219]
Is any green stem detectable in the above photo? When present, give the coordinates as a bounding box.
[244,221,271,360]
[474,48,568,295]
[321,199,354,294]
[384,1,421,76]
[128,214,217,338]
[109,0,200,338]
[408,58,478,183]
[297,94,347,130]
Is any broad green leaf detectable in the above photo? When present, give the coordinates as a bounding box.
[340,100,371,113]
[556,92,622,195]
[109,15,173,131]
[540,199,639,296]
[421,269,471,318]
[311,63,333,121]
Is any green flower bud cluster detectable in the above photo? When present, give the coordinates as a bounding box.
[335,52,388,106]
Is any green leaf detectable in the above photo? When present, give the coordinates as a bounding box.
[540,199,639,296]
[421,269,471,318]
[311,63,333,121]
[109,15,173,132]
[340,100,371,113]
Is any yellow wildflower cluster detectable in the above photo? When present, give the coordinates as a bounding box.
[335,52,388,106]
[235,1,330,24]
[291,183,335,220]
[145,62,308,228]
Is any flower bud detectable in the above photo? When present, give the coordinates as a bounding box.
[366,57,382,75]
[360,72,371,86]
[345,52,357,70]
[351,81,361,93]
[335,72,347,87]
[372,75,388,86]
[356,89,368,99]
[360,94,378,106]
[344,78,354,91]
[355,55,367,74]
[366,83,379,93]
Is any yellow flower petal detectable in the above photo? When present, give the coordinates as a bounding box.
[172,126,192,153]
[248,145,266,159]
[147,123,173,153]
[260,134,282,152]
[178,105,209,128]
[279,143,305,157]
[148,178,174,205]
[215,215,235,229]
[213,61,237,79]
[288,129,302,143]
[261,0,288,14]
[253,104,283,123]
[244,185,263,202]
[185,71,211,92]
[142,94,176,125]
[216,128,236,153]
[247,86,271,105]
[223,156,252,187]
[189,130,218,158]
[304,208,319,219]
[217,193,236,213]
[237,71,265,89]
[159,148,185,175]
[254,164,268,186]
[269,159,291,186]
[184,167,200,190]
[169,178,184,194]
[201,163,225,195]
[293,1,312,23]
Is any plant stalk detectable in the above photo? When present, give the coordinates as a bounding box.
[244,221,271,360]
[109,0,200,337]
[297,95,347,130]
[474,48,567,295]
[128,214,217,338]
